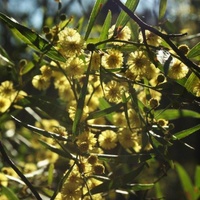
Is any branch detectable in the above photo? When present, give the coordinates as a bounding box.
[0,141,42,200]
[113,0,200,78]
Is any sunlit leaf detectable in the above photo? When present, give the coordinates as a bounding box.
[188,42,200,58]
[127,183,154,191]
[87,100,125,121]
[184,72,199,94]
[159,0,167,20]
[98,10,112,49]
[173,124,200,140]
[0,12,66,62]
[1,186,19,200]
[176,163,194,200]
[84,0,106,40]
[195,166,200,188]
[48,163,54,186]
[194,166,200,200]
[155,109,200,120]
[72,53,92,136]
[98,97,114,122]
[116,0,139,27]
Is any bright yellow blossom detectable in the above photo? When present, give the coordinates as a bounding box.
[108,25,131,45]
[32,75,51,90]
[58,27,84,57]
[168,58,189,79]
[98,130,118,150]
[102,49,123,69]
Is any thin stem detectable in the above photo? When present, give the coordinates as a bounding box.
[113,0,200,78]
[0,141,42,200]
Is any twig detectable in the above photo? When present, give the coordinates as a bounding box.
[113,0,200,78]
[0,141,42,200]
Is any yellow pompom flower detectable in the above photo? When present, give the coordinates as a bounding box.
[58,27,84,57]
[61,182,82,200]
[127,51,150,78]
[168,58,189,79]
[0,80,16,101]
[0,172,8,187]
[118,128,139,149]
[76,131,97,152]
[32,75,51,90]
[1,167,18,178]
[61,57,85,78]
[102,49,123,69]
[139,30,161,46]
[104,80,123,103]
[40,65,52,79]
[98,130,118,150]
[0,194,9,200]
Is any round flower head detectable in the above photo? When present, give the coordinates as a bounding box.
[76,131,97,152]
[118,128,140,149]
[58,27,84,58]
[61,57,85,78]
[61,182,82,200]
[127,51,150,79]
[108,25,131,46]
[32,75,51,90]
[40,65,52,79]
[139,30,161,46]
[102,49,123,69]
[87,51,101,71]
[168,58,189,79]
[0,80,16,101]
[98,130,118,150]
[104,80,123,103]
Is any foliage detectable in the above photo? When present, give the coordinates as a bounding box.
[0,0,200,199]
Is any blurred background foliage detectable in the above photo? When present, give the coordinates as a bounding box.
[0,0,200,199]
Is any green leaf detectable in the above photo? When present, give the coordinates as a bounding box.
[195,166,200,188]
[84,0,106,40]
[155,109,200,120]
[98,10,112,49]
[0,12,66,62]
[173,124,200,140]
[127,183,154,191]
[1,186,20,200]
[72,53,92,136]
[88,100,125,121]
[184,72,199,94]
[159,0,167,20]
[116,0,139,27]
[188,42,200,58]
[176,163,194,200]
[194,166,200,200]
[48,164,54,186]
[98,98,115,122]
